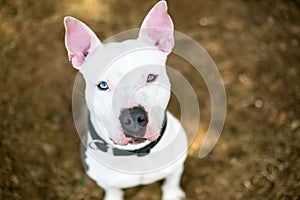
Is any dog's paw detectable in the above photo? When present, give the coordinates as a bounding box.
[162,187,185,200]
[103,188,124,200]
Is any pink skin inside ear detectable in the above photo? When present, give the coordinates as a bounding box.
[142,2,173,31]
[140,1,174,53]
[65,18,94,67]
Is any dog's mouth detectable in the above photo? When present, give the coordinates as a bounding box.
[110,131,160,146]
[124,132,147,144]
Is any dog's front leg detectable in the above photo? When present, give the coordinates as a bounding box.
[103,187,124,200]
[162,164,185,200]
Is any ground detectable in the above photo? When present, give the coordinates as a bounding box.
[0,0,299,199]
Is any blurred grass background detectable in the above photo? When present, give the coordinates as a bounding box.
[0,0,299,199]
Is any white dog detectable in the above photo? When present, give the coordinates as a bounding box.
[64,1,188,200]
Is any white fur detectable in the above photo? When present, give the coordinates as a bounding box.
[85,112,187,200]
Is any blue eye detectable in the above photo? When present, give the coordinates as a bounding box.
[97,81,109,90]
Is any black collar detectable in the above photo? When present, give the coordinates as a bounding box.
[87,112,167,157]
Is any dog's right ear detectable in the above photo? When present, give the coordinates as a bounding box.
[64,16,101,69]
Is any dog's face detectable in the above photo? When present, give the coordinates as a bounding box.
[64,1,174,147]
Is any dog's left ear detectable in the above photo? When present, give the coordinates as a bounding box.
[138,1,174,54]
[64,16,101,69]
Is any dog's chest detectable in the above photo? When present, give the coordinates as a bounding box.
[82,112,187,188]
[83,146,177,188]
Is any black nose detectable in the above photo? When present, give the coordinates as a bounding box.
[119,106,148,138]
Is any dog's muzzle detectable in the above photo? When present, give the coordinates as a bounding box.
[87,111,167,156]
[119,106,148,141]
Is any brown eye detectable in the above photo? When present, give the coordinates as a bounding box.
[147,74,158,83]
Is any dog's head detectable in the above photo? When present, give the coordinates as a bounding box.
[64,1,174,148]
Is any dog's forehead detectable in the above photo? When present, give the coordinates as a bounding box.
[80,39,167,84]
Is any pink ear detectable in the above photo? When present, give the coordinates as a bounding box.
[138,1,174,54]
[64,16,101,69]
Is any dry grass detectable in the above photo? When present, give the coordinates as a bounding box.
[0,0,299,199]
